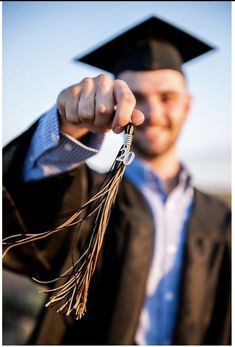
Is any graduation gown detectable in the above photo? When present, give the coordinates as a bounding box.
[3,122,231,345]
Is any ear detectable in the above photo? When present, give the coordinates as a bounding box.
[183,93,193,121]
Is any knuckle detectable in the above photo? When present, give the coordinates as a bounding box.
[97,73,109,83]
[96,104,106,115]
[71,85,81,97]
[81,77,93,88]
[96,103,113,116]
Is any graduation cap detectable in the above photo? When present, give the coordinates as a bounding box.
[74,16,214,75]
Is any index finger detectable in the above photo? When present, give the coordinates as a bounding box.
[112,80,136,133]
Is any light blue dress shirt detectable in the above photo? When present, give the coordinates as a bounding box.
[125,160,194,345]
[23,106,194,345]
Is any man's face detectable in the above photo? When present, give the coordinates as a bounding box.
[118,69,192,159]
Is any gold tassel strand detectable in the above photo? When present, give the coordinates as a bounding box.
[2,123,135,319]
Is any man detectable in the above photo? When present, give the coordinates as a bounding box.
[3,16,230,345]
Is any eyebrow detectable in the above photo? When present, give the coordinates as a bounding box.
[132,90,184,97]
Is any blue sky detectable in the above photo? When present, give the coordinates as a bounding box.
[2,1,231,193]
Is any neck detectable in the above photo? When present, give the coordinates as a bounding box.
[138,146,181,194]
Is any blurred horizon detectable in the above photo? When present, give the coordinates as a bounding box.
[2,1,231,194]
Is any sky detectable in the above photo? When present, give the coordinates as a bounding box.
[2,1,231,193]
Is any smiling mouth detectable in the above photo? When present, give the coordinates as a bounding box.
[135,125,171,142]
[138,125,169,133]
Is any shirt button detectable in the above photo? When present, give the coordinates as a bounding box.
[167,244,177,254]
[167,201,175,210]
[64,143,73,151]
[164,292,174,301]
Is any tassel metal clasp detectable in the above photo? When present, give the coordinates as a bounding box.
[116,123,135,165]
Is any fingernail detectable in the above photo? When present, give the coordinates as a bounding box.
[114,126,123,134]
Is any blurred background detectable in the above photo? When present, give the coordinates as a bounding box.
[2,1,231,344]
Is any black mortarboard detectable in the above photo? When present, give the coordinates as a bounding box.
[74,16,214,75]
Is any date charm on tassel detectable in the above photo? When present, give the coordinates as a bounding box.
[116,123,135,165]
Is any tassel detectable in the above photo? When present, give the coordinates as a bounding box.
[3,123,135,319]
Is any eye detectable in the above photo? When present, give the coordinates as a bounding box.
[161,92,177,103]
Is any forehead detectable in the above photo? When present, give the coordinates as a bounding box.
[118,69,186,94]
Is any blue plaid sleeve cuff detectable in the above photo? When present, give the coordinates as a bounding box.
[23,105,104,181]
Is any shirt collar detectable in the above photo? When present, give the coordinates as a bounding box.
[124,157,192,199]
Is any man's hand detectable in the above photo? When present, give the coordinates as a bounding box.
[57,74,144,139]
